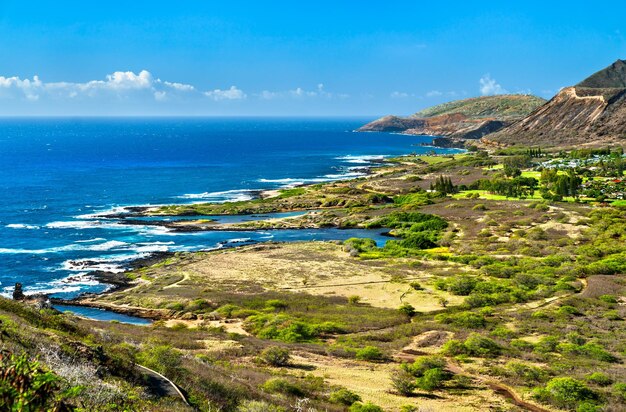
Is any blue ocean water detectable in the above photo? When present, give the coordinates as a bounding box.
[0,118,461,298]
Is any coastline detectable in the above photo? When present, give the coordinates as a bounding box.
[45,134,462,319]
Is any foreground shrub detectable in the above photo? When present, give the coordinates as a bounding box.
[329,388,361,406]
[0,352,76,411]
[355,346,384,362]
[261,378,305,397]
[259,346,290,366]
[533,377,596,409]
[391,368,416,396]
[349,402,384,412]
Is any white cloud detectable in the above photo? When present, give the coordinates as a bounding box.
[258,84,348,100]
[204,86,246,101]
[479,74,507,96]
[0,70,247,104]
[163,81,195,92]
[426,90,443,97]
[390,91,410,98]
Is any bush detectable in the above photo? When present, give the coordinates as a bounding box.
[415,368,446,391]
[329,388,361,406]
[463,333,501,357]
[404,356,447,377]
[598,294,618,304]
[261,378,305,397]
[0,352,75,411]
[586,372,612,386]
[265,299,288,310]
[355,346,384,362]
[613,382,626,401]
[391,368,416,396]
[542,377,596,408]
[409,281,424,290]
[349,402,384,412]
[348,295,362,305]
[436,312,486,328]
[398,303,416,317]
[446,276,477,296]
[259,346,290,366]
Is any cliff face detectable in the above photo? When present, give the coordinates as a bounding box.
[358,95,545,142]
[485,60,626,148]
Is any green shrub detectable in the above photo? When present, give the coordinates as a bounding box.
[391,368,416,396]
[613,382,626,401]
[604,310,622,320]
[539,377,596,408]
[446,276,477,296]
[409,281,423,290]
[404,356,447,377]
[505,361,546,384]
[510,339,535,352]
[398,303,416,317]
[557,305,582,316]
[534,336,559,353]
[265,299,288,310]
[348,295,362,305]
[259,346,290,366]
[586,372,612,386]
[355,346,384,362]
[261,378,305,397]
[581,343,617,363]
[598,294,618,304]
[463,333,501,357]
[436,312,486,328]
[415,368,446,391]
[0,352,75,411]
[329,388,361,405]
[348,402,384,412]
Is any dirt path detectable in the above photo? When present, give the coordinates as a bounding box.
[396,351,551,412]
[137,364,189,405]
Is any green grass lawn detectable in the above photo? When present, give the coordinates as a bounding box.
[453,190,542,201]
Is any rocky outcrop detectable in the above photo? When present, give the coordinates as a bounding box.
[358,95,545,143]
[485,60,626,148]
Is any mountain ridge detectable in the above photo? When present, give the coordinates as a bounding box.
[357,95,546,146]
[484,59,626,148]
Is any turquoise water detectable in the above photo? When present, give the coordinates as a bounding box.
[53,304,152,325]
[0,118,461,298]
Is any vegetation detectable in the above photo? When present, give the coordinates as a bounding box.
[4,146,626,411]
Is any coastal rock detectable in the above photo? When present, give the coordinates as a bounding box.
[358,95,546,145]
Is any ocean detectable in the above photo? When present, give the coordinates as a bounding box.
[0,117,461,298]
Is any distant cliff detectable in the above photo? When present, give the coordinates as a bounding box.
[358,95,546,147]
[484,60,626,148]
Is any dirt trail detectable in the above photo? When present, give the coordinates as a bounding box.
[137,364,189,405]
[396,351,551,412]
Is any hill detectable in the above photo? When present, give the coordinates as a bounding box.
[485,60,626,148]
[358,95,546,146]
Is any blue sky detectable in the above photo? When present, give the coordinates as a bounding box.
[0,1,624,116]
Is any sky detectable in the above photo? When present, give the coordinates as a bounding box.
[0,1,625,116]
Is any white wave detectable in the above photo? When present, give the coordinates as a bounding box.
[75,206,135,219]
[75,238,107,243]
[61,258,130,274]
[335,154,386,164]
[177,189,257,203]
[6,223,40,230]
[323,171,367,179]
[86,240,128,251]
[46,220,125,230]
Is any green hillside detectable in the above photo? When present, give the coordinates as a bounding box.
[412,94,546,120]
